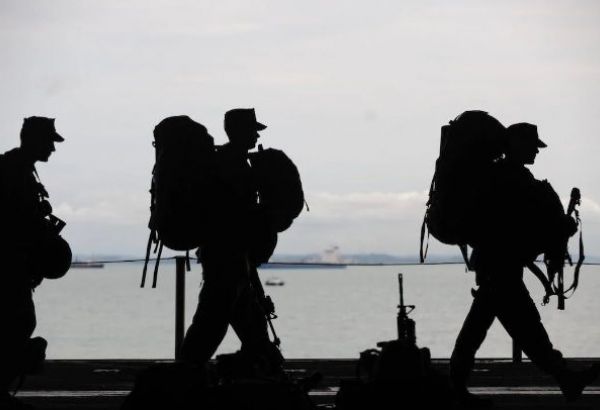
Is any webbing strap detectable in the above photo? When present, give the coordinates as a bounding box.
[527,262,553,305]
[459,244,471,271]
[140,230,155,288]
[565,214,585,295]
[152,241,163,288]
[419,177,435,263]
[419,216,429,263]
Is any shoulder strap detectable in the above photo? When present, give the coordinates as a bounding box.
[419,176,435,263]
[565,210,585,295]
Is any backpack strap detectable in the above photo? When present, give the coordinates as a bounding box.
[527,262,554,305]
[458,244,472,271]
[565,209,585,295]
[419,177,435,263]
[152,241,164,288]
[140,229,156,288]
[141,163,159,288]
[419,216,429,263]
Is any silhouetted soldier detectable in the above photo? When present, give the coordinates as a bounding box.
[180,108,282,375]
[0,117,63,408]
[450,123,599,407]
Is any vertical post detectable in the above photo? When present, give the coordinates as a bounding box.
[175,256,186,360]
[512,340,522,364]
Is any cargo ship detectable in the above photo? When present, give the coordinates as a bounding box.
[260,246,347,269]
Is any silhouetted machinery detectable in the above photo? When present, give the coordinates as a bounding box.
[336,274,451,410]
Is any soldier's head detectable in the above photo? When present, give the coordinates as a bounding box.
[20,116,64,162]
[506,123,546,165]
[224,108,266,151]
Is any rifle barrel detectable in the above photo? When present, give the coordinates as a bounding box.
[398,273,404,307]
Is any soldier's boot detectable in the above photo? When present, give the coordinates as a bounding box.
[557,364,600,402]
[23,337,47,375]
[451,362,493,409]
[253,341,286,381]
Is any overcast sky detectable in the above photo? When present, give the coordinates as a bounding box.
[1,0,599,257]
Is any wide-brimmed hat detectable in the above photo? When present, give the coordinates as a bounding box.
[506,122,546,148]
[224,108,267,132]
[21,116,64,142]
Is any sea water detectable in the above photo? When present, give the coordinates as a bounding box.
[32,262,600,359]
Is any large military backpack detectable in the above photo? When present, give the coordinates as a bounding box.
[420,111,506,264]
[142,116,216,287]
[249,145,305,234]
[245,145,305,267]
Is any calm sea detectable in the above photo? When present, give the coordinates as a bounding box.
[32,262,600,359]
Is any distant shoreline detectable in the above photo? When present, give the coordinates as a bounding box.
[70,253,600,265]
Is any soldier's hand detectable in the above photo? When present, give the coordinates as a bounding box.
[542,284,555,306]
[542,293,551,306]
[262,295,275,316]
[39,200,53,216]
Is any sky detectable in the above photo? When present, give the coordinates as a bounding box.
[1,0,599,257]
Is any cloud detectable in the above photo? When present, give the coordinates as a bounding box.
[305,191,427,221]
[53,192,148,226]
[48,189,600,256]
[276,191,431,255]
[580,197,600,216]
[49,190,432,255]
[277,190,600,255]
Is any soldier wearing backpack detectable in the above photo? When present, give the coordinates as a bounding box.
[180,108,283,375]
[449,122,599,407]
[0,117,67,409]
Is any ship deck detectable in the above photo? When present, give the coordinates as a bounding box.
[12,358,600,409]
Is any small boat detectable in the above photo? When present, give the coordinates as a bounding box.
[265,277,285,286]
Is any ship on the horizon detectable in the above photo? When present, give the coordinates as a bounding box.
[260,246,347,269]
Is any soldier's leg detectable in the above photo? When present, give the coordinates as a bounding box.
[0,287,36,392]
[492,280,600,401]
[493,281,565,374]
[231,280,286,375]
[450,286,496,392]
[230,281,271,353]
[180,253,245,365]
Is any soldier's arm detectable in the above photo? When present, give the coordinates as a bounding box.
[4,172,48,246]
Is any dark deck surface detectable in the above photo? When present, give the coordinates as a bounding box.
[13,358,600,409]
